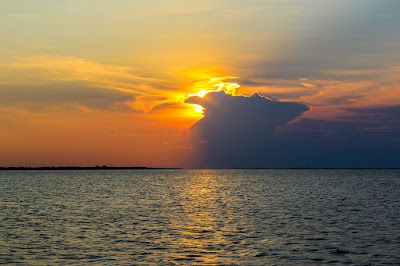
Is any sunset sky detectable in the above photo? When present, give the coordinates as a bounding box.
[1,0,399,168]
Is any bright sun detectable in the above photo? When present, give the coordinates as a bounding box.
[196,90,209,98]
[188,89,209,98]
[193,104,204,114]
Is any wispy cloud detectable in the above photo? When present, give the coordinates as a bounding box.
[0,55,182,112]
[237,68,400,121]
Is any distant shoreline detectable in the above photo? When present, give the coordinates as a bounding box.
[0,166,398,171]
[0,166,182,171]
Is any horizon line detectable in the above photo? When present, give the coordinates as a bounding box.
[0,166,399,171]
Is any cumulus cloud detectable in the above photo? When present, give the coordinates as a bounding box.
[186,91,309,129]
[184,91,309,168]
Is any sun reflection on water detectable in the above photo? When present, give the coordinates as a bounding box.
[163,170,265,264]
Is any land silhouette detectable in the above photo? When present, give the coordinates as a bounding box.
[0,166,181,171]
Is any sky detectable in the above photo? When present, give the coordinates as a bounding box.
[1,0,399,168]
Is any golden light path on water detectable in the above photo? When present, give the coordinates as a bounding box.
[165,170,264,264]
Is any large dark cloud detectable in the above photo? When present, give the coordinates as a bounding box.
[184,92,400,168]
[185,91,309,168]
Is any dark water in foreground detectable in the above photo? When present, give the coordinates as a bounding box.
[1,169,399,265]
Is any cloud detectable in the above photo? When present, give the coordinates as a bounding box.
[277,116,400,168]
[1,55,168,97]
[183,90,399,168]
[0,55,181,112]
[344,106,400,124]
[184,91,309,168]
[0,83,134,112]
[235,74,400,122]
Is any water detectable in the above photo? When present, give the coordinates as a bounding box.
[1,169,399,265]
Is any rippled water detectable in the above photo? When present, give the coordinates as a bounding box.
[1,169,400,265]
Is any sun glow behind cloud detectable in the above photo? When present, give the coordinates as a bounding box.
[193,104,204,114]
[187,77,240,97]
[184,77,241,115]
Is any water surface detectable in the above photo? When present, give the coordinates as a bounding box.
[1,169,399,265]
